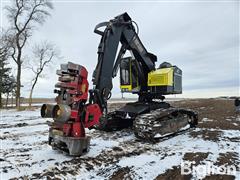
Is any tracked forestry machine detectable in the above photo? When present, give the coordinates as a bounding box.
[41,13,198,156]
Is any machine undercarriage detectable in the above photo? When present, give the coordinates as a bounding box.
[97,101,198,142]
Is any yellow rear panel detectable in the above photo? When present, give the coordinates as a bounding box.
[148,67,174,86]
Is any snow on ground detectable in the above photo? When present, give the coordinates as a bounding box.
[0,106,240,179]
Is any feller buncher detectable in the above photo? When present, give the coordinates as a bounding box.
[41,13,198,156]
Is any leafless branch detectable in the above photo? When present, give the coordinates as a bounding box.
[28,41,59,107]
[4,0,54,109]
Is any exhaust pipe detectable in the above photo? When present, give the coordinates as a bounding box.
[41,104,55,118]
[52,104,71,123]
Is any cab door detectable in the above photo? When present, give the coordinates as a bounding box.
[120,57,139,93]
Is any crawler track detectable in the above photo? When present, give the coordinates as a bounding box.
[133,108,198,142]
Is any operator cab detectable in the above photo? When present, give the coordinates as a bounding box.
[120,57,140,93]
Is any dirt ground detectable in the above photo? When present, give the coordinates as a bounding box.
[109,98,240,179]
[0,98,239,179]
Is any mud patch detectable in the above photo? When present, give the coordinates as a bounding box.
[203,174,235,180]
[183,152,210,165]
[214,152,240,170]
[1,123,29,129]
[172,99,239,130]
[155,166,192,180]
[109,167,132,180]
[189,129,222,141]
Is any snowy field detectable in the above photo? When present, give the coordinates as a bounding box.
[0,99,240,179]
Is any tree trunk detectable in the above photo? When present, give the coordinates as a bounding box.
[6,93,9,108]
[16,62,21,110]
[29,75,38,108]
[0,92,2,108]
[29,88,33,108]
[11,93,14,107]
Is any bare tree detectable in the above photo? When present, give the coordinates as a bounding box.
[27,42,59,108]
[5,0,53,110]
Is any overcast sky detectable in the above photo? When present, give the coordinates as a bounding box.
[1,0,239,98]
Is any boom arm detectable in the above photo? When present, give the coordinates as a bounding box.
[91,13,157,112]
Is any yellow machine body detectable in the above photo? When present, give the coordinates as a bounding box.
[148,67,174,87]
[148,65,182,95]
